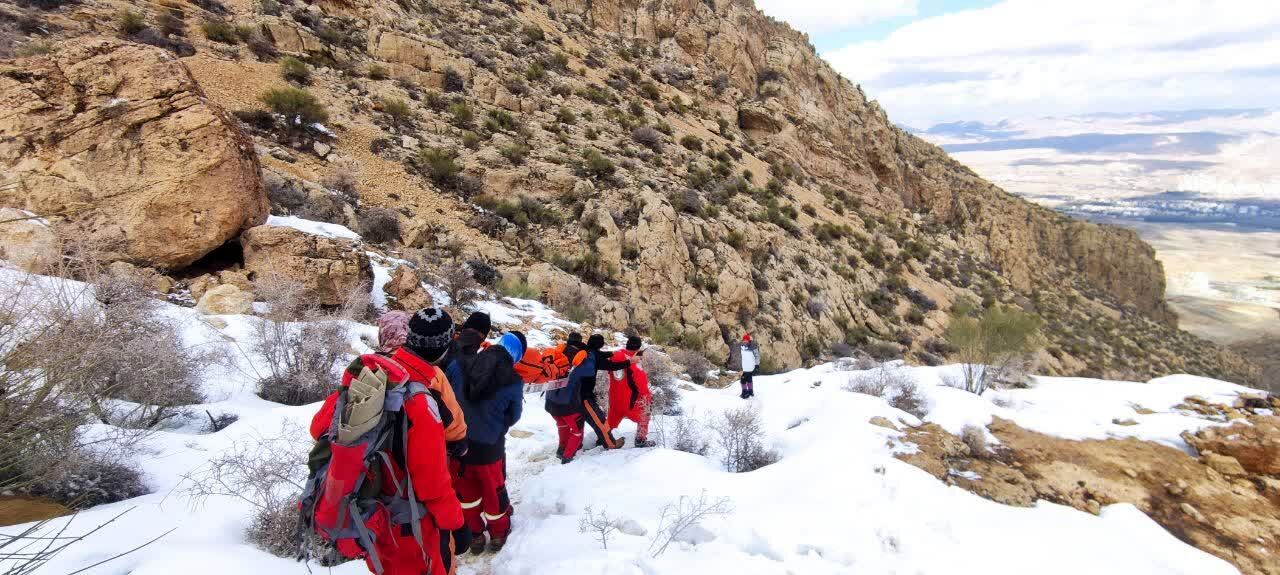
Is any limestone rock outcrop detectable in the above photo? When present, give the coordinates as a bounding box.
[0,208,58,273]
[0,38,268,269]
[240,225,372,306]
[1184,417,1280,477]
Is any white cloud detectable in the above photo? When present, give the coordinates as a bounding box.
[755,0,917,36]
[821,0,1280,126]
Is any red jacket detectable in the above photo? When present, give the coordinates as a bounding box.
[310,374,463,532]
[607,349,650,413]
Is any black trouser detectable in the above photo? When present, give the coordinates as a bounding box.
[740,370,755,396]
[582,397,619,448]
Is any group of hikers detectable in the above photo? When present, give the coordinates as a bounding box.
[302,306,698,575]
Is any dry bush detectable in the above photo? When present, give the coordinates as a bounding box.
[204,410,240,433]
[651,412,707,456]
[26,454,147,508]
[549,283,592,324]
[76,270,214,430]
[435,261,480,311]
[843,363,909,398]
[0,241,213,506]
[640,349,680,416]
[648,490,732,557]
[630,126,663,152]
[578,505,623,550]
[358,207,402,244]
[668,348,713,385]
[888,379,927,419]
[961,424,990,459]
[181,422,328,559]
[321,162,361,204]
[709,406,778,473]
[250,273,359,406]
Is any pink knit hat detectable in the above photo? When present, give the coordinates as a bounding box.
[377,310,412,353]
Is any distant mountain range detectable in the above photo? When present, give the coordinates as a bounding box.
[1052,191,1280,230]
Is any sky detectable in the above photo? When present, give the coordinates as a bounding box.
[755,0,1280,128]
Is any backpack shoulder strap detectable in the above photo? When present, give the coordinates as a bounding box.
[405,381,442,424]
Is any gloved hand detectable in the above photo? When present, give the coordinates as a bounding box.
[452,527,473,555]
[447,439,469,458]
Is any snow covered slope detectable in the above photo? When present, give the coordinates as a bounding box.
[1,274,1258,575]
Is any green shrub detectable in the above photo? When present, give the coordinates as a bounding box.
[379,97,413,126]
[448,102,474,128]
[946,306,1042,394]
[413,147,461,186]
[478,194,561,227]
[367,64,390,80]
[497,275,540,300]
[680,135,703,151]
[556,107,577,125]
[581,149,615,179]
[525,62,546,81]
[499,143,530,165]
[486,109,518,132]
[117,9,146,35]
[201,20,239,44]
[523,24,545,43]
[259,87,328,126]
[651,321,680,347]
[279,56,310,84]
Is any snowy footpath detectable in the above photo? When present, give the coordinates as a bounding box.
[3,292,1259,575]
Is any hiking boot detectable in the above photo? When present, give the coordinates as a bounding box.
[489,536,506,552]
[608,437,627,450]
[634,438,655,448]
[560,455,574,464]
[468,533,487,555]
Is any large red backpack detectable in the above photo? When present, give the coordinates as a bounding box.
[299,354,441,574]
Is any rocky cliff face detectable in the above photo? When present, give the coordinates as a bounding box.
[0,0,1254,383]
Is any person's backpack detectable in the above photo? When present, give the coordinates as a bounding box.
[299,354,441,574]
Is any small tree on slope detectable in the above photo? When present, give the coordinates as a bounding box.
[945,305,1042,395]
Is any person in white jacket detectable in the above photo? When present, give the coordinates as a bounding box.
[739,333,759,399]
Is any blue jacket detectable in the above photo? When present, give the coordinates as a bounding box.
[447,332,524,463]
[546,351,595,417]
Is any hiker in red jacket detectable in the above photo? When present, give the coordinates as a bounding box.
[607,336,653,447]
[308,308,464,575]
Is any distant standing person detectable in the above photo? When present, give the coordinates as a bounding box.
[740,333,759,399]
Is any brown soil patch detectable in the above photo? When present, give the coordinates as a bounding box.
[898,418,1280,575]
[0,496,70,527]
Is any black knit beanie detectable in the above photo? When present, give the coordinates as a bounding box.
[512,330,527,351]
[462,311,492,337]
[567,332,583,345]
[625,336,642,351]
[587,334,605,350]
[407,307,455,363]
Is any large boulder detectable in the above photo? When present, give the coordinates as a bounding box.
[0,38,267,270]
[196,284,254,315]
[0,208,58,272]
[240,225,372,306]
[383,266,432,311]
